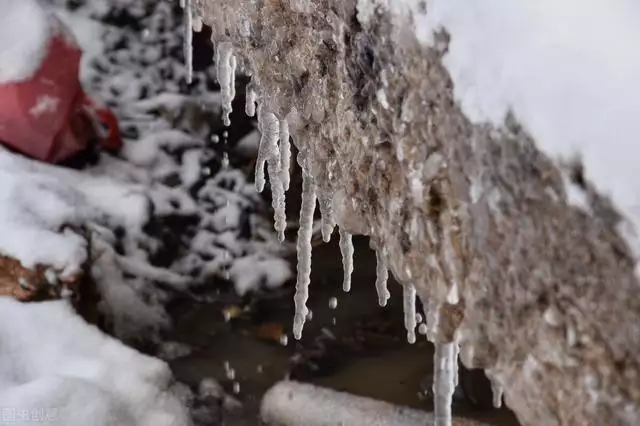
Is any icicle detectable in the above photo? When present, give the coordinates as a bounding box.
[490,375,504,408]
[318,194,335,242]
[279,119,291,191]
[433,342,456,426]
[403,284,417,344]
[374,249,390,307]
[452,341,459,387]
[255,111,286,241]
[245,87,257,117]
[184,0,193,84]
[215,42,236,126]
[339,228,354,292]
[193,15,203,33]
[293,172,317,339]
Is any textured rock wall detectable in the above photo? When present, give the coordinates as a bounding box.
[195,0,640,424]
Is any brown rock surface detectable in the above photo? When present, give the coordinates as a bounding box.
[195,0,640,424]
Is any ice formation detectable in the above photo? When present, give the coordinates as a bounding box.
[182,0,193,84]
[279,119,291,191]
[255,109,287,241]
[375,248,391,307]
[403,284,417,344]
[490,375,504,408]
[338,228,354,292]
[292,169,316,340]
[215,42,236,127]
[245,86,257,117]
[433,342,456,426]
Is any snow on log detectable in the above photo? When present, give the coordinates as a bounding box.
[195,0,640,424]
[260,381,490,426]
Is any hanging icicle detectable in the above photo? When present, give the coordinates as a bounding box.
[318,194,335,242]
[490,375,504,408]
[403,284,417,344]
[215,42,237,126]
[255,110,286,241]
[245,87,257,117]
[279,119,291,191]
[193,14,203,33]
[293,170,317,339]
[184,0,193,84]
[339,228,354,293]
[375,248,390,307]
[433,342,456,426]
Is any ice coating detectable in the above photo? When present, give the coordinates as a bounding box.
[403,283,417,344]
[338,228,354,292]
[490,375,504,408]
[193,15,203,33]
[183,0,193,84]
[318,193,336,242]
[256,110,286,241]
[375,248,390,307]
[215,42,236,126]
[433,342,456,426]
[245,87,257,117]
[279,119,291,192]
[293,170,316,339]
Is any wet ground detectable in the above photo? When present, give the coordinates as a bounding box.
[166,236,521,426]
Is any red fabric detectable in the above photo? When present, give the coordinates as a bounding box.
[0,24,121,163]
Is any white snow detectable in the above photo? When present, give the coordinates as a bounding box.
[228,254,292,296]
[0,297,189,426]
[29,95,61,117]
[0,147,148,276]
[408,0,640,257]
[0,0,52,84]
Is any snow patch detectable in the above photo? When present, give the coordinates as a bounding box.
[0,297,189,426]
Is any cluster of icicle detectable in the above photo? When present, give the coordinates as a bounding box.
[179,7,506,425]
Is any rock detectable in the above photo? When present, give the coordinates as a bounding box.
[195,0,640,424]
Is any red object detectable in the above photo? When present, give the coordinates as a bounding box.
[0,21,121,163]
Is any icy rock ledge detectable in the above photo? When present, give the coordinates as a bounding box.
[194,0,640,425]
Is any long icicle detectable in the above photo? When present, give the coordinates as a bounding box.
[293,171,316,339]
[255,110,286,241]
[215,42,236,126]
[433,342,456,426]
[375,248,390,307]
[279,119,291,191]
[403,284,417,344]
[339,228,354,292]
[184,0,193,84]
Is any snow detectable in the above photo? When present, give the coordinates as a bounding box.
[0,0,52,84]
[0,148,148,276]
[228,255,292,296]
[409,0,640,257]
[0,297,189,426]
